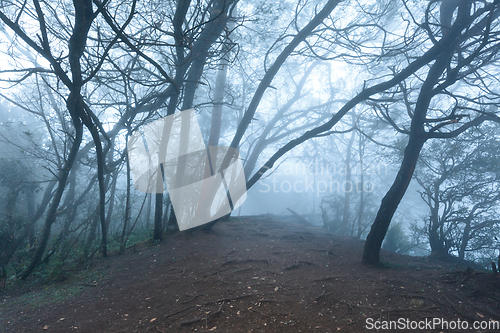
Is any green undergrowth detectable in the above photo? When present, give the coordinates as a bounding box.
[4,226,154,291]
[0,263,109,325]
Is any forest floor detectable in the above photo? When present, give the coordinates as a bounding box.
[1,216,500,332]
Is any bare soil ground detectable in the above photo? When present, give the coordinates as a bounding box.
[1,216,500,332]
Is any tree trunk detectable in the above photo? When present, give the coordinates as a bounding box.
[167,207,177,232]
[429,181,447,257]
[153,105,175,241]
[362,135,426,264]
[62,164,78,238]
[181,0,235,111]
[341,130,355,235]
[26,183,36,247]
[84,205,100,259]
[162,194,171,230]
[362,43,452,264]
[458,220,471,260]
[145,193,152,229]
[94,135,107,258]
[120,151,131,254]
[105,171,118,235]
[207,57,228,148]
[356,134,365,239]
[154,192,164,241]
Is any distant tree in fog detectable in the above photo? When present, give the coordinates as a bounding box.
[415,124,500,263]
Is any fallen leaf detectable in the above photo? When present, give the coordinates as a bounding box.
[43,325,49,330]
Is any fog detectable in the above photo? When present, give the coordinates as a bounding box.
[1,0,500,284]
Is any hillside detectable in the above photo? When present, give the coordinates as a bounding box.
[1,216,499,332]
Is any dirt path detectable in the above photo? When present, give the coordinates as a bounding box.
[1,217,499,332]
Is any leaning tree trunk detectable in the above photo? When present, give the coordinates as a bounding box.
[362,135,426,264]
[105,171,118,234]
[62,164,78,238]
[428,182,447,257]
[458,220,472,261]
[362,45,452,264]
[356,134,365,239]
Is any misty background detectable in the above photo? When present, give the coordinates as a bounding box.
[1,0,500,285]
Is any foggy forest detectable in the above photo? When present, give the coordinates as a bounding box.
[1,0,500,332]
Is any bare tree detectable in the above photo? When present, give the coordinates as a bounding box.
[416,127,500,262]
[363,1,500,264]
